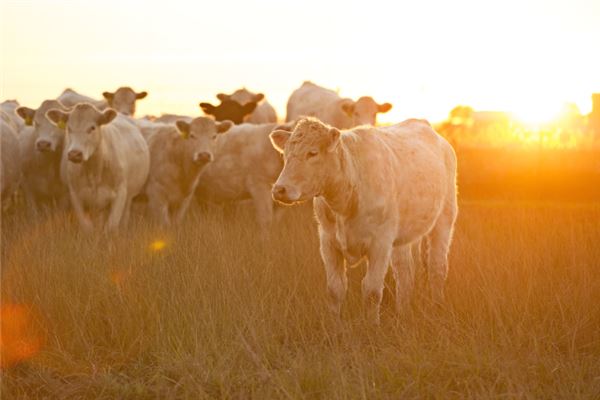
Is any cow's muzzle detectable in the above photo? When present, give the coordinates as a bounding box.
[193,151,213,164]
[36,140,52,152]
[272,184,300,204]
[68,150,84,163]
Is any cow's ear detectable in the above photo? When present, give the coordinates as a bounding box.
[16,107,36,126]
[200,102,215,115]
[243,101,257,115]
[216,93,229,102]
[98,108,117,126]
[136,91,148,100]
[102,92,115,102]
[326,127,341,153]
[176,120,190,139]
[340,100,355,117]
[270,130,291,153]
[378,102,392,113]
[216,120,233,134]
[253,93,265,102]
[45,109,69,128]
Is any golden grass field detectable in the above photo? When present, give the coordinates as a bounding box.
[1,200,600,399]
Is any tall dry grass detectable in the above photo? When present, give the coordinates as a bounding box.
[1,201,600,399]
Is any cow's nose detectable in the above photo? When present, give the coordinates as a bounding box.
[36,140,51,152]
[68,150,83,163]
[194,152,213,164]
[272,185,287,199]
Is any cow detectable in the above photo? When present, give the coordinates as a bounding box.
[45,103,150,233]
[195,122,289,230]
[270,117,458,324]
[143,118,232,226]
[16,100,71,210]
[102,87,148,116]
[217,88,277,123]
[199,99,258,125]
[1,116,21,208]
[1,100,25,133]
[58,89,108,110]
[286,81,392,129]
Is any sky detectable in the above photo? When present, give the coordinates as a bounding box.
[1,0,599,123]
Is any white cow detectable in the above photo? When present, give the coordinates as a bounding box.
[102,87,147,116]
[270,117,458,324]
[217,88,277,124]
[46,103,150,232]
[58,89,107,110]
[143,118,232,226]
[286,81,392,129]
[16,100,71,210]
[1,116,21,208]
[1,100,25,133]
[196,122,288,229]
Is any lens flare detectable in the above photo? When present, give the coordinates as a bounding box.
[0,304,45,369]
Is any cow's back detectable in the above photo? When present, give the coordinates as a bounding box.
[336,120,455,245]
[286,82,340,122]
[58,89,107,110]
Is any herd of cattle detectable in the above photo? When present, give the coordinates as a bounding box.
[1,81,458,323]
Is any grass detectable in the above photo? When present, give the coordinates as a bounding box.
[1,201,600,399]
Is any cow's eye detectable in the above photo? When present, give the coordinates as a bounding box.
[212,135,217,140]
[306,150,318,159]
[189,134,196,139]
[88,126,96,133]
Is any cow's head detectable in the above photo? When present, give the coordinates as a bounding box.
[339,96,392,126]
[199,99,257,124]
[270,117,341,204]
[217,89,265,105]
[46,103,117,164]
[102,87,147,116]
[175,117,232,166]
[16,100,70,153]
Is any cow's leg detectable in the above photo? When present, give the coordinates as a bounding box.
[248,183,273,231]
[105,184,127,233]
[174,194,194,225]
[121,197,133,228]
[319,233,347,318]
[427,197,458,305]
[363,242,393,325]
[148,195,170,227]
[391,244,416,316]
[70,189,93,233]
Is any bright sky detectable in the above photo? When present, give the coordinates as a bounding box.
[1,0,599,123]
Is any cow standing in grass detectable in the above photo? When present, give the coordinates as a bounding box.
[143,118,232,226]
[46,103,149,233]
[270,117,458,324]
[16,100,71,210]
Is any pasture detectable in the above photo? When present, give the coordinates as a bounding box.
[2,200,599,399]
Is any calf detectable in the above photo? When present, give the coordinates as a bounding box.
[46,103,149,232]
[286,81,392,129]
[270,117,457,324]
[143,118,232,226]
[217,88,277,123]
